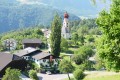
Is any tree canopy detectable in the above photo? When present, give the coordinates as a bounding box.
[2,68,21,80]
[96,0,120,72]
[50,13,62,57]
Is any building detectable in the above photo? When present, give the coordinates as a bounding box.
[22,39,42,48]
[41,29,51,39]
[15,47,60,68]
[61,12,71,39]
[0,52,27,78]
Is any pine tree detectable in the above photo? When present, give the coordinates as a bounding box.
[96,0,120,72]
[50,13,62,57]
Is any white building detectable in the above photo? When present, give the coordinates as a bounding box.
[15,47,60,68]
[61,12,71,39]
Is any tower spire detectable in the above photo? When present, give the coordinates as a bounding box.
[61,12,71,39]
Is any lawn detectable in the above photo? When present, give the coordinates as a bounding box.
[64,71,120,80]
[84,74,120,80]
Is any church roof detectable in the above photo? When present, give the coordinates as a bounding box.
[64,12,69,18]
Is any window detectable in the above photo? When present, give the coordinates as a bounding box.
[43,59,46,62]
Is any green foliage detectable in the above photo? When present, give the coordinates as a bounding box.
[72,54,83,65]
[59,59,74,73]
[86,35,95,43]
[0,27,44,50]
[50,13,62,57]
[79,35,85,45]
[29,70,39,80]
[75,45,94,59]
[73,69,85,80]
[2,68,21,80]
[72,33,79,45]
[59,59,74,80]
[28,61,40,72]
[61,38,69,52]
[89,28,101,35]
[96,0,120,72]
[77,26,89,35]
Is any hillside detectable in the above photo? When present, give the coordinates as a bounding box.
[0,27,45,50]
[0,2,80,33]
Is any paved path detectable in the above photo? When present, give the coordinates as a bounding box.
[20,74,32,80]
[37,73,73,80]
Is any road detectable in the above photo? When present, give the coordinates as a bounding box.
[37,73,73,80]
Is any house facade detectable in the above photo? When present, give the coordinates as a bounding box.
[15,47,60,69]
[0,52,27,78]
[22,39,42,49]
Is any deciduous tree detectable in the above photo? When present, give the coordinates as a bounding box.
[96,0,120,71]
[59,59,74,80]
[2,68,21,80]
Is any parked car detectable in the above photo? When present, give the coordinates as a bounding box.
[46,71,52,75]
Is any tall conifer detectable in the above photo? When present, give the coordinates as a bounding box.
[50,13,62,57]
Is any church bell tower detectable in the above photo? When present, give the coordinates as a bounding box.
[61,12,71,39]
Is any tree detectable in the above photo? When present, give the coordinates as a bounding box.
[79,35,85,45]
[61,38,68,52]
[75,45,94,59]
[50,13,62,57]
[72,33,79,45]
[73,69,85,80]
[29,70,39,80]
[72,54,83,65]
[96,0,120,71]
[59,59,74,80]
[2,68,21,80]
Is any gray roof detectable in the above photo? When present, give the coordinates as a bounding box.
[32,52,50,60]
[15,47,37,57]
[15,50,28,57]
[22,39,42,44]
[0,52,21,71]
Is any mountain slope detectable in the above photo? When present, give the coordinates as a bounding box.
[0,3,80,33]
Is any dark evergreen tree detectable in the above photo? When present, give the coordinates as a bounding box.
[50,13,62,57]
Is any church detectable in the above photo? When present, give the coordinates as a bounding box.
[61,12,71,39]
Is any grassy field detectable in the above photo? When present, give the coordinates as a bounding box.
[84,74,120,80]
[64,71,120,80]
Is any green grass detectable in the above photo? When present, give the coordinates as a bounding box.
[84,74,120,80]
[64,74,120,80]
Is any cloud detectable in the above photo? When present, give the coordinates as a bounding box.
[17,0,47,5]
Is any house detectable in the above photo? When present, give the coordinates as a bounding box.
[22,39,42,48]
[41,29,51,39]
[15,47,60,68]
[0,52,27,78]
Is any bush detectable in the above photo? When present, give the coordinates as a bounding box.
[72,54,83,65]
[28,61,40,72]
[29,70,39,80]
[73,69,85,80]
[2,68,21,80]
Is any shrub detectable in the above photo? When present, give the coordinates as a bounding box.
[73,69,85,80]
[29,70,39,80]
[2,68,21,80]
[72,54,83,65]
